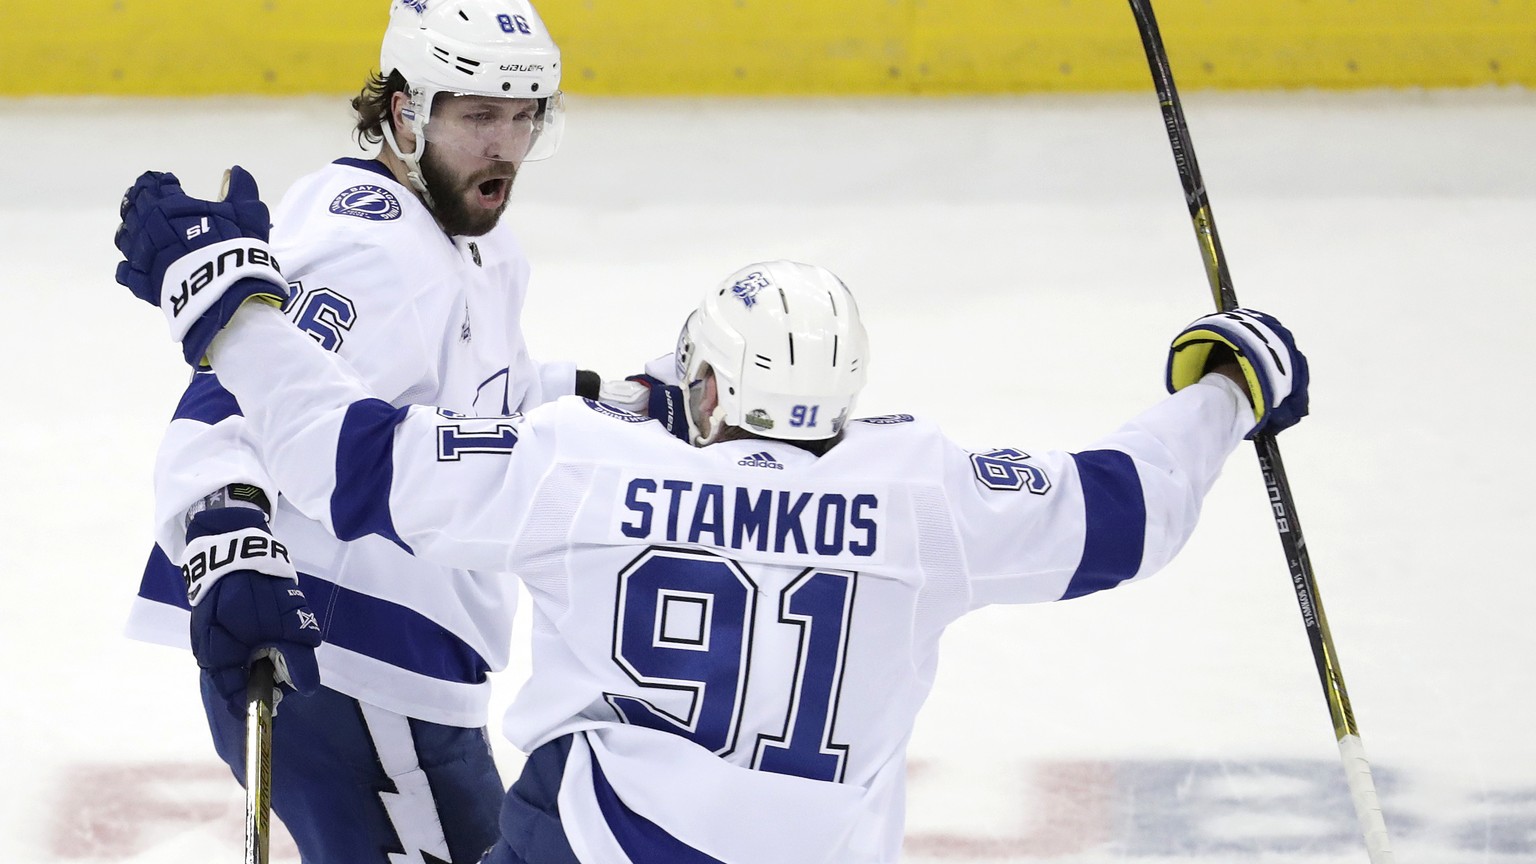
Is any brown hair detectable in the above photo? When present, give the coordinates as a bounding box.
[351,70,410,148]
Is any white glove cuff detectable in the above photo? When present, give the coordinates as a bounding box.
[161,238,285,342]
[181,525,298,606]
[598,380,649,413]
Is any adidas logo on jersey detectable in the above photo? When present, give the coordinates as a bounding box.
[738,451,784,470]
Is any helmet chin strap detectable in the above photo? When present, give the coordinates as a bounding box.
[684,373,729,447]
[380,103,437,211]
[691,404,729,447]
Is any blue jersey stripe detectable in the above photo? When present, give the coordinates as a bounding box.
[173,372,242,424]
[139,544,191,610]
[1062,450,1147,600]
[332,398,412,552]
[138,545,490,684]
[299,574,491,684]
[590,741,725,864]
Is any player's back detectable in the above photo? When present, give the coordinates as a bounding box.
[497,403,989,862]
[210,297,1252,862]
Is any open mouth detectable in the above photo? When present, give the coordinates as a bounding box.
[475,177,508,208]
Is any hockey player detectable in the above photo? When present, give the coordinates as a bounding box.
[121,3,670,861]
[115,166,1309,862]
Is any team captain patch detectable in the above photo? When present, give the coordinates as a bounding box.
[329,185,403,221]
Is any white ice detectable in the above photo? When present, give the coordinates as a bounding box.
[2,88,1533,863]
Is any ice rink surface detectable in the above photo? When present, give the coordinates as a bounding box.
[2,87,1534,862]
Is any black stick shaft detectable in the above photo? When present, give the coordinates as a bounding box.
[1126,2,1393,861]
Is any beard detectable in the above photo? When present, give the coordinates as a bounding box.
[420,147,517,237]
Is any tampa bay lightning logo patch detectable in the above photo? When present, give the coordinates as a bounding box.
[583,399,649,423]
[857,414,915,425]
[329,185,402,221]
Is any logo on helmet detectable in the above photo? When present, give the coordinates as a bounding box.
[744,409,774,431]
[329,185,403,222]
[730,271,771,308]
[831,407,850,434]
[401,0,429,13]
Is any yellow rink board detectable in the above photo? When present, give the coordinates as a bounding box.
[4,1,1532,96]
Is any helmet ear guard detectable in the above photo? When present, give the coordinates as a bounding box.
[679,261,870,445]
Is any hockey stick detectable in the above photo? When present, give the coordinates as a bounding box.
[244,657,276,864]
[1125,2,1394,861]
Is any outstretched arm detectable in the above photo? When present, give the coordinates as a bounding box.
[960,308,1308,609]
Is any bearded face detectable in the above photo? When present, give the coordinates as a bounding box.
[419,144,517,237]
[416,94,538,237]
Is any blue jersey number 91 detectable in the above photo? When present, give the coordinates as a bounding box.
[606,548,856,783]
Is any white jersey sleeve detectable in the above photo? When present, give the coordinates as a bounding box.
[148,374,280,560]
[951,375,1251,609]
[124,373,282,647]
[207,304,539,570]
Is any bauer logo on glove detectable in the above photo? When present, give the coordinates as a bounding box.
[165,241,281,320]
[182,525,297,605]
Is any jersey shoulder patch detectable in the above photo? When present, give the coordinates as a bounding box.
[328,185,403,222]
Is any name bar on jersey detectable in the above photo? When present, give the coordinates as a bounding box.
[616,475,884,562]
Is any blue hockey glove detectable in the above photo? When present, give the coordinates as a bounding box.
[1166,308,1310,438]
[183,507,321,717]
[624,374,689,442]
[114,166,289,366]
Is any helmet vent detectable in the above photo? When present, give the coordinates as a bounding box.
[432,46,482,76]
[832,335,839,366]
[787,333,796,365]
[826,290,839,315]
[753,354,773,371]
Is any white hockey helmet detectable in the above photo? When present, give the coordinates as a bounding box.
[677,261,870,445]
[379,0,565,171]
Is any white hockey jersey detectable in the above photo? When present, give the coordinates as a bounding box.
[205,305,1252,863]
[126,158,576,726]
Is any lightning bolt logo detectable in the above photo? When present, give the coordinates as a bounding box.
[329,185,403,222]
[359,703,456,864]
